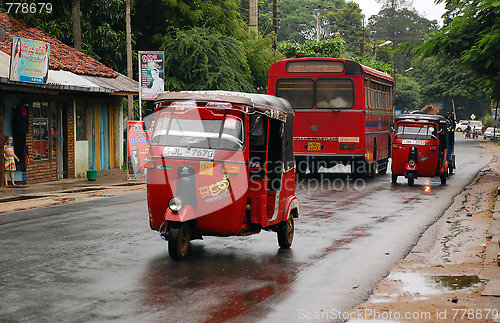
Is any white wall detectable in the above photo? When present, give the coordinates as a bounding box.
[74,140,89,177]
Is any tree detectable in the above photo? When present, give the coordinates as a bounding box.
[415,0,500,102]
[278,38,346,58]
[408,56,489,119]
[2,0,129,74]
[324,1,364,54]
[256,0,362,49]
[394,75,421,111]
[72,0,82,51]
[368,2,439,73]
[133,0,245,52]
[160,27,255,92]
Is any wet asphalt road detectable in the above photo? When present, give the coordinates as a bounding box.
[0,136,491,323]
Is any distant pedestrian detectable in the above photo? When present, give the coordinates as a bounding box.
[4,135,19,186]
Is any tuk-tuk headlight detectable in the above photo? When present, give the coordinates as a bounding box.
[168,196,183,212]
[408,160,416,167]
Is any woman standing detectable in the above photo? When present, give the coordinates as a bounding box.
[4,136,19,186]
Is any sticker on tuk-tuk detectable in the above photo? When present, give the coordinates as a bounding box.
[402,139,426,145]
[199,174,230,202]
[163,147,214,159]
[200,161,214,175]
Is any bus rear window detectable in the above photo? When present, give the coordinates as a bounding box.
[276,78,313,109]
[316,78,354,108]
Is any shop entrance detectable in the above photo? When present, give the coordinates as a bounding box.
[89,102,110,171]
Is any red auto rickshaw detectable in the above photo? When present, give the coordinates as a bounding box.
[391,114,450,186]
[145,91,299,260]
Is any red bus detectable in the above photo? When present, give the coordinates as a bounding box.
[268,57,395,176]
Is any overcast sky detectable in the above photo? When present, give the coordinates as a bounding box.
[352,0,447,24]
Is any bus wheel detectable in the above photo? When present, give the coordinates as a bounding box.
[366,161,376,178]
[168,222,191,260]
[278,216,294,249]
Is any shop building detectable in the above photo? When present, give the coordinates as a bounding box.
[0,13,138,185]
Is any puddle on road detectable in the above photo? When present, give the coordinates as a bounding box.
[370,272,482,303]
[389,272,481,295]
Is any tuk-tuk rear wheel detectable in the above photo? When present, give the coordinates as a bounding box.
[278,216,294,249]
[168,222,191,260]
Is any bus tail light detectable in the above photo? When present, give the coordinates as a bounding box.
[340,143,355,150]
[144,160,156,169]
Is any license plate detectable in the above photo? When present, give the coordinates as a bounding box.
[401,139,426,145]
[307,142,321,151]
[163,147,214,159]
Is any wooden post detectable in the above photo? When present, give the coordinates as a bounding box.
[249,0,258,33]
[126,0,134,120]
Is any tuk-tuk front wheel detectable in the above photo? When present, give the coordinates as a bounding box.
[407,172,415,186]
[391,174,397,183]
[278,216,294,249]
[168,222,191,260]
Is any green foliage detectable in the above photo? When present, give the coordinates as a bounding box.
[368,4,439,73]
[355,56,393,74]
[484,114,493,127]
[134,0,245,52]
[255,0,363,53]
[394,75,422,111]
[161,27,254,92]
[415,0,500,101]
[278,38,346,58]
[3,0,130,74]
[241,34,284,92]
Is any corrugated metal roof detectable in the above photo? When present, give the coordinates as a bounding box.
[83,74,139,95]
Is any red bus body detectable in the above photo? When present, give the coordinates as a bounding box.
[268,58,395,174]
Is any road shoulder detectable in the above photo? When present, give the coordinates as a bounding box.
[347,140,500,322]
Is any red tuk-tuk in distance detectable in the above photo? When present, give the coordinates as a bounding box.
[145,91,299,260]
[391,114,450,186]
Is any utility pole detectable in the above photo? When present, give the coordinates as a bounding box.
[316,11,321,42]
[249,0,258,33]
[359,18,365,56]
[272,0,278,50]
[126,0,134,120]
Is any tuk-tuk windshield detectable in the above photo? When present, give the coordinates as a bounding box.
[151,109,244,151]
[395,123,437,140]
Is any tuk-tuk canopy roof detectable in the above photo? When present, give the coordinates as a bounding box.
[395,114,447,124]
[155,91,293,122]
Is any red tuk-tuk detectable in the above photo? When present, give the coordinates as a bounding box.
[391,114,450,186]
[145,91,299,260]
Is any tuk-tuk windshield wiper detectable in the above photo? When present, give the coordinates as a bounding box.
[412,126,425,139]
